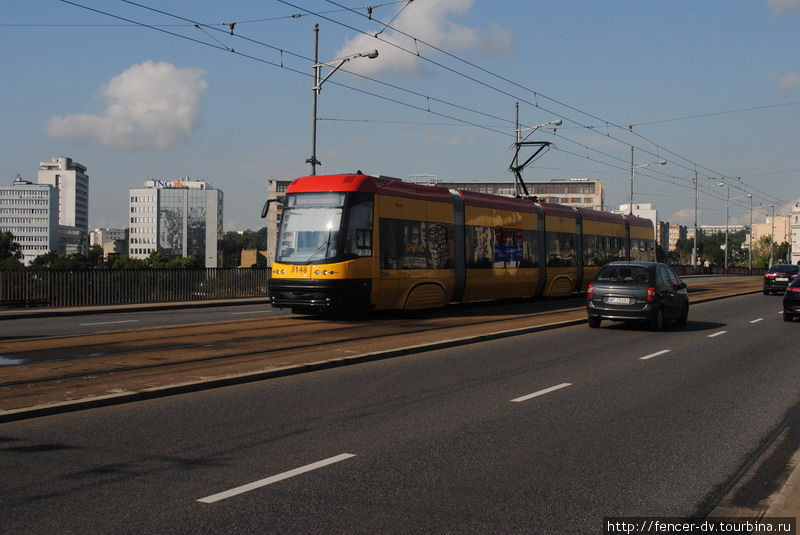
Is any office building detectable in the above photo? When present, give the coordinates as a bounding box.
[791,202,800,264]
[410,177,605,211]
[668,225,688,251]
[752,216,790,246]
[37,156,89,254]
[90,228,127,259]
[657,221,670,252]
[128,179,223,267]
[700,224,747,235]
[0,175,59,264]
[617,203,657,239]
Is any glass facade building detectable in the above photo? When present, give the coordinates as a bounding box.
[129,179,223,267]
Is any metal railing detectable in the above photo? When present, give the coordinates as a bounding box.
[0,268,270,309]
[670,265,765,277]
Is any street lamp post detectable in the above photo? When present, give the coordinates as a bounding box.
[769,204,776,267]
[629,149,667,215]
[307,24,378,175]
[747,194,753,272]
[715,182,730,272]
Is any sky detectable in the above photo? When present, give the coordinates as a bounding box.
[1,0,799,232]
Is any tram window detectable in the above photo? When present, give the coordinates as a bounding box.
[521,230,538,268]
[607,236,625,262]
[343,194,373,259]
[584,235,605,266]
[546,232,576,267]
[427,222,454,269]
[466,225,493,268]
[380,219,427,270]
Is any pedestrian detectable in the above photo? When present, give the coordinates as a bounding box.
[703,258,711,275]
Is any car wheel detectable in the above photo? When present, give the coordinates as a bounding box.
[763,289,769,295]
[587,316,601,328]
[648,308,664,331]
[784,313,793,322]
[677,305,688,327]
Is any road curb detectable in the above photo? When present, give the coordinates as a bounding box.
[0,287,761,423]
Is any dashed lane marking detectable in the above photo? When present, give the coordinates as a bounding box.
[511,383,573,403]
[640,349,671,361]
[197,453,356,504]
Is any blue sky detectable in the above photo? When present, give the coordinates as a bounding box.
[2,0,799,231]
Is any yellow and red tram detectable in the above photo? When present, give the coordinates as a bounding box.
[267,174,655,313]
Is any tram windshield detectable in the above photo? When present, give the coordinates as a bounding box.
[275,192,373,265]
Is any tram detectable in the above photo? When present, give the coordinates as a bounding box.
[265,173,655,313]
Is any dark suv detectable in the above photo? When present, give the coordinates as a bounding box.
[763,264,799,295]
[586,261,689,330]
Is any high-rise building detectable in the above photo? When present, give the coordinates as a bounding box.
[128,179,223,267]
[37,156,89,254]
[0,175,59,264]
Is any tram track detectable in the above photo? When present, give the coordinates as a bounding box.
[0,278,762,414]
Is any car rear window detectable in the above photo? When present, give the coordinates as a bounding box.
[768,265,799,273]
[595,265,650,283]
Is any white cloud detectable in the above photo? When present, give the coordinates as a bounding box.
[334,0,513,76]
[46,60,207,149]
[766,0,800,15]
[778,72,800,90]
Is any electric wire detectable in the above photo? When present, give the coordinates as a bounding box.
[58,0,781,215]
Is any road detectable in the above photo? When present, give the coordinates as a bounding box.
[1,291,797,533]
[0,302,285,340]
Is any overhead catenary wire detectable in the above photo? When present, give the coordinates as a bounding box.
[313,0,790,205]
[59,0,781,215]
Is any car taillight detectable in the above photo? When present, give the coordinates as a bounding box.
[765,273,776,278]
[787,287,800,293]
[647,287,657,302]
[587,284,594,299]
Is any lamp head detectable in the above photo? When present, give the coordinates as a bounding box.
[552,119,563,126]
[364,49,379,59]
[658,160,667,165]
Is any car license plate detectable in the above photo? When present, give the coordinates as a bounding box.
[776,277,788,282]
[605,296,631,304]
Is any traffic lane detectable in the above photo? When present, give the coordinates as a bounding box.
[0,276,753,341]
[0,302,285,340]
[0,296,788,528]
[0,293,792,532]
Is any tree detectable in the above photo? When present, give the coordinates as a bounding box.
[0,257,25,270]
[87,245,105,268]
[0,231,23,260]
[109,254,148,269]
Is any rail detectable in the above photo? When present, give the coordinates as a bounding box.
[0,268,270,308]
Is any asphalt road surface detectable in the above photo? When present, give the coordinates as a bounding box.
[1,291,796,533]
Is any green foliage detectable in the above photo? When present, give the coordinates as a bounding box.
[218,229,268,267]
[0,257,25,270]
[674,230,749,266]
[109,254,148,269]
[0,231,23,260]
[29,251,90,270]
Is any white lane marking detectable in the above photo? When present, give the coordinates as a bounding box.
[511,383,572,403]
[197,453,356,504]
[640,349,671,361]
[0,357,26,366]
[750,318,764,323]
[79,320,140,326]
[230,311,264,315]
[707,331,727,338]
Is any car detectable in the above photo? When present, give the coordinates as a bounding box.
[586,261,689,330]
[763,264,800,295]
[783,277,800,321]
